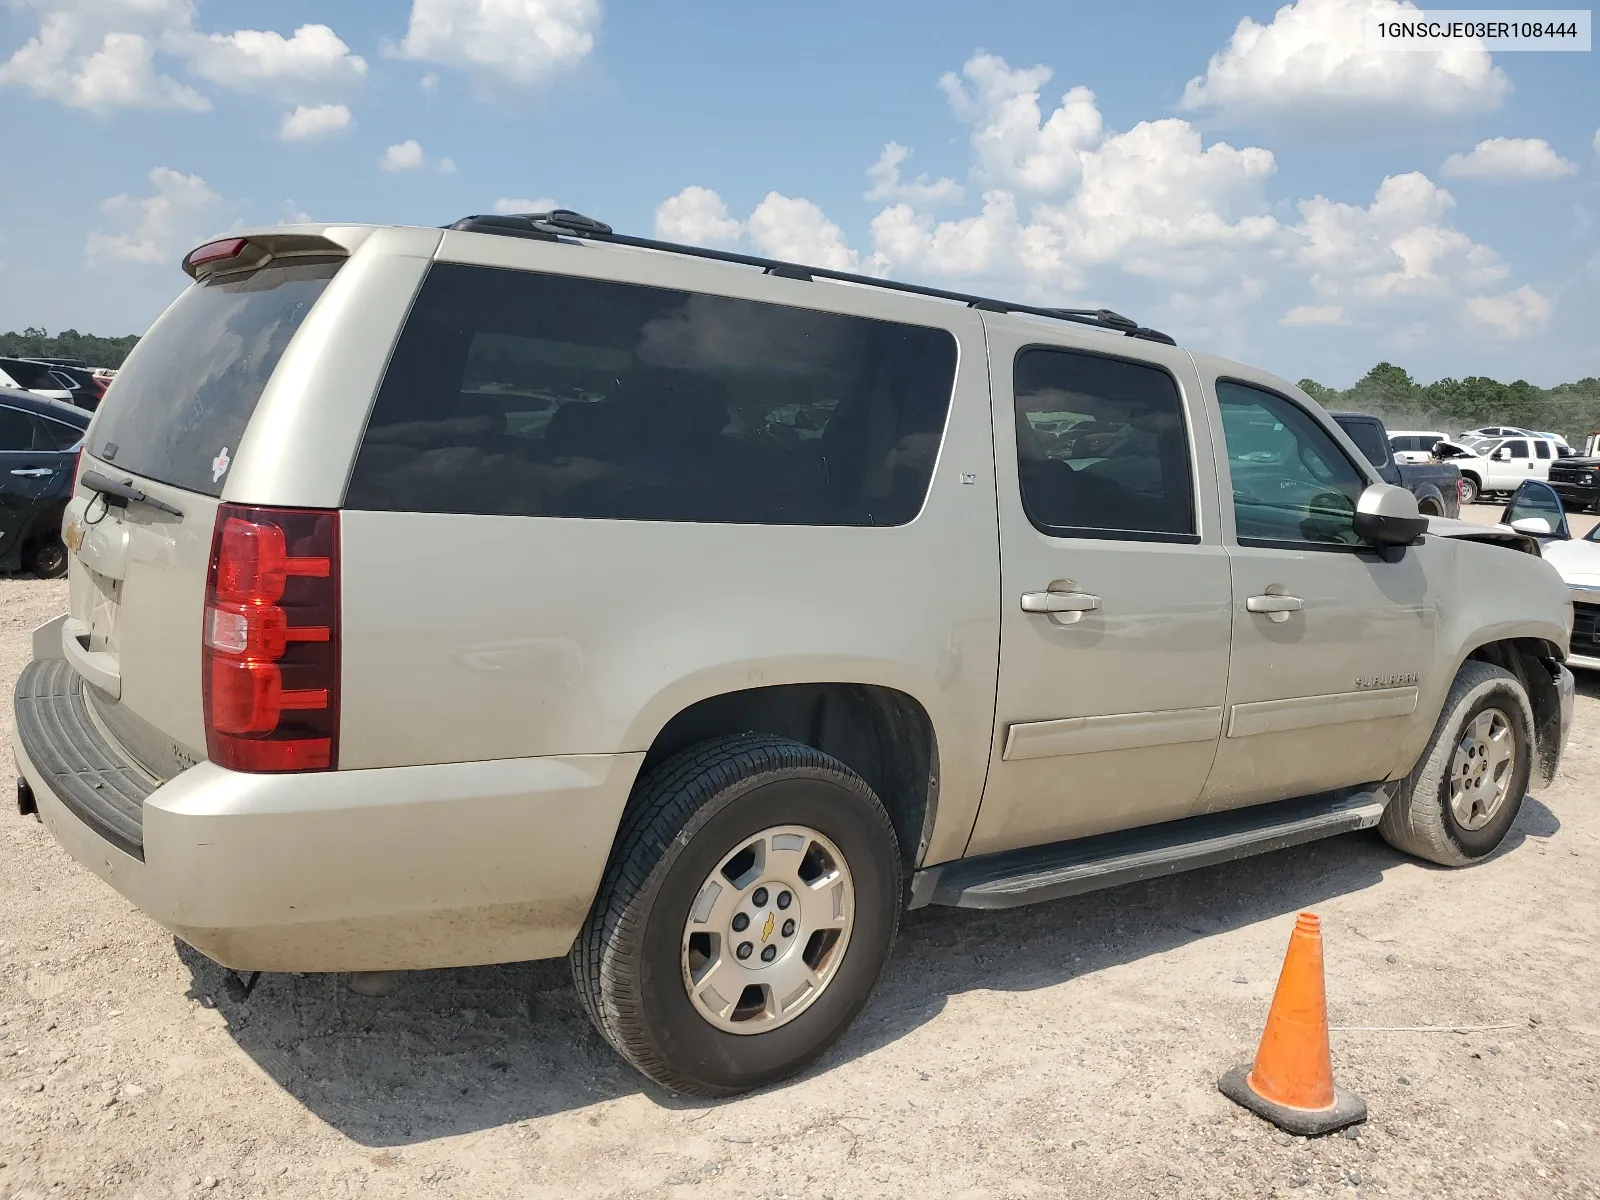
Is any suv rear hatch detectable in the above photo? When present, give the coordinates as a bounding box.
[62,246,344,782]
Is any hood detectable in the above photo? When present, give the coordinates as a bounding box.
[1540,538,1600,587]
[1433,440,1483,459]
[1424,516,1541,556]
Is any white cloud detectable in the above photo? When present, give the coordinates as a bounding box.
[1466,285,1552,337]
[1181,0,1511,131]
[394,0,600,85]
[493,197,558,214]
[939,53,1101,193]
[379,140,455,174]
[654,186,744,247]
[874,116,1279,291]
[0,3,366,116]
[1291,173,1506,306]
[181,24,366,100]
[1594,126,1600,152]
[1281,304,1346,326]
[0,13,209,111]
[648,50,1555,358]
[865,143,963,204]
[85,166,220,265]
[421,71,438,95]
[279,102,351,141]
[1440,137,1578,183]
[380,140,426,171]
[746,193,864,272]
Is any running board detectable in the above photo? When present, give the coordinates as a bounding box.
[909,789,1388,910]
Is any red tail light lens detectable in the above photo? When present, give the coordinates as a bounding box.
[202,505,339,772]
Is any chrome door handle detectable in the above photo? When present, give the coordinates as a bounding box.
[1246,593,1304,623]
[1021,590,1102,623]
[10,468,52,477]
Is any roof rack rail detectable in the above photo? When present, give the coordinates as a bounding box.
[446,210,1177,346]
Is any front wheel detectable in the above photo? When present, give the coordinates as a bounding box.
[1378,661,1533,866]
[1457,475,1480,505]
[571,735,903,1096]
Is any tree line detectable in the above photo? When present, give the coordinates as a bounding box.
[0,328,140,369]
[1300,363,1600,443]
[6,327,1598,443]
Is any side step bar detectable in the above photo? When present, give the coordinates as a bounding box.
[909,788,1388,910]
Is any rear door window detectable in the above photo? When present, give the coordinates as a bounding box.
[88,259,341,496]
[1011,347,1196,541]
[0,360,56,390]
[345,264,959,526]
[1535,440,1552,460]
[0,405,34,450]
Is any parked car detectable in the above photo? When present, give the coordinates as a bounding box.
[1496,480,1600,671]
[13,213,1575,1098]
[1387,429,1447,465]
[1434,433,1561,504]
[1464,425,1530,439]
[1331,412,1460,517]
[40,363,110,410]
[0,388,88,577]
[0,357,75,403]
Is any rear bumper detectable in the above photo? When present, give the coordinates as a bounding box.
[15,659,641,972]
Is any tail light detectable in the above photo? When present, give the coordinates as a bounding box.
[1457,479,1469,502]
[202,505,339,772]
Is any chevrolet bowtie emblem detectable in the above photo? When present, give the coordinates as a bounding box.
[761,912,775,943]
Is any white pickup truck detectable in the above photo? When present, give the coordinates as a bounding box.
[12,213,1578,1096]
[1436,432,1561,503]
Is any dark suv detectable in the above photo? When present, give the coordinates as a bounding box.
[0,389,88,576]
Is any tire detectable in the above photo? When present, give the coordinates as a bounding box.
[1378,661,1534,866]
[25,535,68,579]
[1457,475,1479,505]
[570,734,903,1096]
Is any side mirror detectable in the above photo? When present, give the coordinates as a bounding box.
[1493,448,1512,461]
[1510,516,1554,535]
[1353,482,1428,551]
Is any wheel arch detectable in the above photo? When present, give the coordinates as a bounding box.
[635,683,941,872]
[1458,636,1566,787]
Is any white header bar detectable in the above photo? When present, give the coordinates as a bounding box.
[1368,9,1591,50]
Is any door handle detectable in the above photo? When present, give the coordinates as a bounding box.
[10,468,52,477]
[1021,590,1102,625]
[1246,593,1304,623]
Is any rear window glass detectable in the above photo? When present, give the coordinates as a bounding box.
[345,264,959,526]
[1336,418,1388,467]
[0,360,57,389]
[89,259,340,496]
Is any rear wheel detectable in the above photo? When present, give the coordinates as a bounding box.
[571,735,902,1096]
[1378,661,1533,866]
[25,535,68,579]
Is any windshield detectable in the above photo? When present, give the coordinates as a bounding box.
[89,259,340,495]
[1461,436,1496,454]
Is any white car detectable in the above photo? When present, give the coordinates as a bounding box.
[1500,481,1600,670]
[0,358,75,403]
[1434,433,1561,503]
[1388,429,1446,465]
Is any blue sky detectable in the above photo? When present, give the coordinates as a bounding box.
[1,0,1596,388]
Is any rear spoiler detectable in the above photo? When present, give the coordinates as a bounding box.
[180,225,379,280]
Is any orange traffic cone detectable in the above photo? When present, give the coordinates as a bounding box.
[1218,912,1366,1136]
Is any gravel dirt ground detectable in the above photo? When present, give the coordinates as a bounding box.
[2,506,1598,1199]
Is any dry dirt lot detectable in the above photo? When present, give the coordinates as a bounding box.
[2,525,1598,1199]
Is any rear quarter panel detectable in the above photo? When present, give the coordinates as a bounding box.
[336,233,1003,867]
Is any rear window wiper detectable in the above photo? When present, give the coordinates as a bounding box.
[81,469,184,519]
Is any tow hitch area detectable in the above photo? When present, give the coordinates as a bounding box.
[224,970,262,1002]
[16,776,38,818]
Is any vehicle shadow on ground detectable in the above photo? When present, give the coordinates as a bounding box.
[177,795,1561,1147]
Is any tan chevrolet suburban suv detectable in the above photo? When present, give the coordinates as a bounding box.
[13,211,1576,1097]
